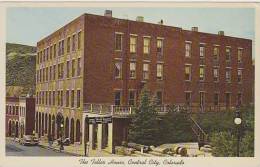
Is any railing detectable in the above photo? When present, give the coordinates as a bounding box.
[189,116,209,146]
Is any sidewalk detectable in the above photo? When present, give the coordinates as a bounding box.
[38,140,119,157]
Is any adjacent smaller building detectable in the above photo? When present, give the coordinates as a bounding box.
[6,96,35,138]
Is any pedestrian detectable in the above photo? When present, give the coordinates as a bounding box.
[48,134,52,149]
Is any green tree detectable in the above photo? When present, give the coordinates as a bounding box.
[128,88,160,146]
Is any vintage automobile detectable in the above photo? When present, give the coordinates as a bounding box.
[20,135,39,146]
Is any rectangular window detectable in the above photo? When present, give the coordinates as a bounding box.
[129,62,136,79]
[143,37,150,54]
[237,93,242,106]
[46,48,49,60]
[143,63,149,80]
[67,37,71,53]
[128,90,136,106]
[213,68,219,82]
[71,90,74,108]
[238,69,242,83]
[53,44,56,58]
[78,31,81,50]
[77,58,81,76]
[46,67,48,81]
[157,39,163,55]
[50,45,52,60]
[185,65,191,81]
[200,45,205,58]
[66,61,70,78]
[214,93,219,106]
[49,91,52,106]
[72,34,76,51]
[115,62,122,79]
[156,91,163,105]
[77,90,80,108]
[226,68,231,83]
[49,66,52,81]
[199,92,205,108]
[115,33,122,51]
[238,48,243,63]
[60,90,63,106]
[225,93,231,109]
[61,40,64,55]
[58,42,61,56]
[199,66,205,81]
[72,60,76,77]
[130,35,137,53]
[57,91,60,106]
[45,91,48,105]
[53,65,56,80]
[66,90,69,107]
[53,91,55,106]
[213,46,219,62]
[185,42,191,57]
[43,68,45,82]
[226,47,231,62]
[114,91,121,106]
[157,64,163,80]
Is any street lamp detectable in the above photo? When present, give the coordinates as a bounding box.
[234,109,242,157]
[60,123,64,152]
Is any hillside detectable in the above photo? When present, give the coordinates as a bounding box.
[6,43,36,96]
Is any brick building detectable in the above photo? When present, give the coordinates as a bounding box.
[35,11,253,153]
[6,96,35,138]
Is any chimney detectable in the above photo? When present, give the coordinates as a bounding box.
[104,10,112,17]
[191,27,198,32]
[136,16,144,22]
[158,19,164,25]
[218,31,224,36]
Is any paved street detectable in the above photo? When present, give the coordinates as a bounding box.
[6,138,71,156]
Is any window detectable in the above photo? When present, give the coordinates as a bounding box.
[157,64,163,80]
[115,62,122,79]
[46,67,48,81]
[46,48,49,60]
[129,62,136,79]
[143,63,149,80]
[156,91,163,105]
[61,40,65,55]
[77,58,81,76]
[72,34,76,51]
[114,91,121,105]
[185,92,191,106]
[67,37,71,53]
[214,93,219,106]
[199,92,205,108]
[53,44,56,58]
[213,46,219,62]
[58,41,61,56]
[66,61,70,78]
[49,91,52,106]
[226,68,231,83]
[128,90,136,106]
[53,91,55,106]
[157,38,163,55]
[237,93,242,106]
[115,33,122,51]
[66,90,69,107]
[143,37,150,54]
[199,66,205,81]
[130,35,137,53]
[49,66,52,81]
[200,45,205,58]
[60,90,63,106]
[45,91,48,105]
[185,65,191,81]
[50,45,53,60]
[213,68,219,82]
[238,48,243,63]
[77,90,80,108]
[43,68,45,82]
[225,93,231,109]
[238,69,242,83]
[71,90,74,108]
[72,59,76,77]
[78,31,81,50]
[53,65,56,80]
[185,42,191,57]
[58,63,64,79]
[226,47,231,62]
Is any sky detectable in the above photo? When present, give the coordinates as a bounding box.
[6,7,255,56]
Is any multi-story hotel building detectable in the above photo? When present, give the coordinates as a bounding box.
[35,11,253,153]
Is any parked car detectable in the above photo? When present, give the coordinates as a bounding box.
[20,135,39,146]
[57,138,71,146]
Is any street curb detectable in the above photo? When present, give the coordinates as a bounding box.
[38,144,83,157]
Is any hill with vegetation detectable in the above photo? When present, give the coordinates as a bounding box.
[6,43,36,96]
